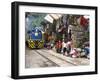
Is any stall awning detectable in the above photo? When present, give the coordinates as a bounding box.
[44,14,62,23]
[44,14,54,23]
[50,14,62,20]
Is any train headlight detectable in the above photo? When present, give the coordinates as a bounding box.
[35,32,38,36]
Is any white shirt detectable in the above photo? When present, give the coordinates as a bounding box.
[62,42,66,48]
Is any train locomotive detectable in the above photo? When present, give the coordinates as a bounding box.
[26,28,44,49]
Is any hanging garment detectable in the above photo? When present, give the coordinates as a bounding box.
[80,16,88,27]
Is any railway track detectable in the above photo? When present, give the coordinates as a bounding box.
[42,50,77,66]
[25,49,58,68]
[35,49,76,67]
[34,50,60,67]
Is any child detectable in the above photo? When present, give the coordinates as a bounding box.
[62,40,67,55]
[65,40,72,56]
[70,48,78,58]
[55,40,62,53]
[83,42,90,58]
[84,46,90,58]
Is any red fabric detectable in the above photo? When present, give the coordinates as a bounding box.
[80,16,88,27]
[56,41,62,49]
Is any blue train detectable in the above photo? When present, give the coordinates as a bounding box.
[26,28,44,49]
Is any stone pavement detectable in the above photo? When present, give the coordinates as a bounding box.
[48,49,90,66]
